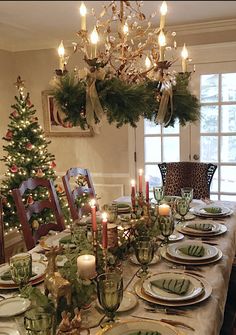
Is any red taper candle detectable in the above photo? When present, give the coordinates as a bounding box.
[145,175,149,203]
[102,212,108,249]
[131,179,136,210]
[138,169,143,194]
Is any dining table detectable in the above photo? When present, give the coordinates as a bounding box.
[0,199,235,335]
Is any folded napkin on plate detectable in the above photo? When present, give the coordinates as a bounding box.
[179,245,205,257]
[203,207,222,214]
[59,236,73,244]
[186,223,212,231]
[151,278,190,295]
[0,270,37,281]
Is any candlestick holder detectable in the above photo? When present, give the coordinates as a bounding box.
[103,248,108,273]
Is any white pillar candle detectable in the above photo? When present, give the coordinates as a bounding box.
[77,254,96,280]
[158,203,170,216]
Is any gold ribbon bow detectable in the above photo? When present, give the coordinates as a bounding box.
[85,68,106,134]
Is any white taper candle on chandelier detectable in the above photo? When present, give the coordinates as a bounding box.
[90,27,99,58]
[181,44,189,72]
[80,2,87,31]
[158,30,166,62]
[57,40,65,71]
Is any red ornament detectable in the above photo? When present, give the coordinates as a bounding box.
[10,165,18,173]
[26,143,33,151]
[11,111,19,118]
[26,195,34,205]
[36,169,44,178]
[27,100,32,107]
[56,185,64,193]
[50,161,56,169]
[31,117,38,123]
[5,130,13,140]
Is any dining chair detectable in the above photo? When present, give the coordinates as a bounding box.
[12,178,65,251]
[0,197,5,264]
[62,167,96,221]
[158,162,217,199]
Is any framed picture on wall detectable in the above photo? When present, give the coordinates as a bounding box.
[41,90,93,137]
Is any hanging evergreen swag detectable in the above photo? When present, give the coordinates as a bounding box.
[53,71,200,131]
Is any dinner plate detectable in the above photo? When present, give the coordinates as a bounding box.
[98,320,178,335]
[175,213,196,221]
[191,205,232,218]
[176,222,227,237]
[143,272,203,302]
[134,274,212,307]
[0,297,31,317]
[97,291,138,313]
[0,261,46,289]
[167,240,219,261]
[0,327,20,335]
[129,253,159,266]
[183,221,220,234]
[160,248,223,265]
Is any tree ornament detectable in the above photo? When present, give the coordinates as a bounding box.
[31,117,38,122]
[50,161,56,169]
[5,130,13,140]
[56,185,64,194]
[32,220,39,230]
[25,142,33,151]
[11,111,19,118]
[26,195,34,205]
[10,165,18,173]
[35,169,44,178]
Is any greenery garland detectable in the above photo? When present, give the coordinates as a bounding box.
[53,72,200,129]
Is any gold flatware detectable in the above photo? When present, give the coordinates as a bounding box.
[131,315,195,331]
[144,307,189,316]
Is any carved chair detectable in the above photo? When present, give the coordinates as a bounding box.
[12,178,65,251]
[158,162,217,199]
[62,168,96,221]
[0,197,5,264]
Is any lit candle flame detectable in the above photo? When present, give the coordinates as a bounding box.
[102,212,108,221]
[160,1,167,16]
[145,175,149,182]
[123,22,129,35]
[80,2,87,16]
[90,27,99,44]
[181,44,188,60]
[58,40,65,58]
[139,169,143,176]
[131,179,136,187]
[145,56,151,70]
[158,30,166,47]
[90,199,96,207]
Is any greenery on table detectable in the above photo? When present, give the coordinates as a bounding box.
[0,85,71,231]
[53,72,200,130]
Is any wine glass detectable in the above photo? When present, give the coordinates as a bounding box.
[97,272,123,324]
[9,253,32,289]
[153,186,164,206]
[133,236,155,278]
[159,213,175,245]
[181,187,194,204]
[176,198,190,222]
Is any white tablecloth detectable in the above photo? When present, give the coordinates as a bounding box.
[0,200,236,335]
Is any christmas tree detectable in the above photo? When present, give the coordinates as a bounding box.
[1,76,71,231]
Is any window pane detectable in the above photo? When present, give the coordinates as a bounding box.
[200,74,219,103]
[221,195,236,201]
[145,137,161,162]
[200,106,218,133]
[200,136,218,162]
[222,73,236,102]
[145,165,162,189]
[163,137,179,162]
[144,119,161,135]
[210,194,218,201]
[221,105,236,132]
[162,122,180,134]
[220,166,236,193]
[221,136,236,162]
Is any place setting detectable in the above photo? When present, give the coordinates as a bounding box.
[176,220,227,238]
[190,204,233,218]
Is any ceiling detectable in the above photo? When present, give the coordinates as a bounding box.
[0,1,236,52]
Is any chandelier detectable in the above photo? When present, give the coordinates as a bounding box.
[52,1,199,133]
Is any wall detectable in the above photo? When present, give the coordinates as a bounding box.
[0,48,130,205]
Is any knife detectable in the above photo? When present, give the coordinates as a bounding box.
[131,315,195,331]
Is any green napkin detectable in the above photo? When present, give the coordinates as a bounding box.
[59,236,73,244]
[151,278,190,295]
[117,203,130,209]
[179,245,205,257]
[1,271,37,281]
[187,223,212,231]
[203,207,222,214]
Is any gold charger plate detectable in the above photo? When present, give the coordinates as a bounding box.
[176,223,227,237]
[160,248,223,266]
[134,274,212,307]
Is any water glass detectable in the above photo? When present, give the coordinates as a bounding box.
[24,307,54,335]
[181,187,194,203]
[97,272,123,324]
[10,253,32,289]
[133,236,155,278]
[159,213,175,245]
[176,198,190,221]
[153,186,164,205]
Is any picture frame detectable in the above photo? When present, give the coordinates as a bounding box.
[41,90,93,137]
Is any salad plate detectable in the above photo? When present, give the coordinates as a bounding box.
[0,297,31,317]
[191,205,232,218]
[167,241,219,261]
[0,261,46,289]
[143,272,203,302]
[0,327,20,335]
[99,320,178,335]
[176,222,227,237]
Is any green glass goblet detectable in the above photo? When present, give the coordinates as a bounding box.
[181,187,194,204]
[133,236,155,278]
[97,272,123,324]
[159,213,175,245]
[153,186,164,206]
[24,307,55,335]
[10,252,32,289]
[176,198,190,222]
